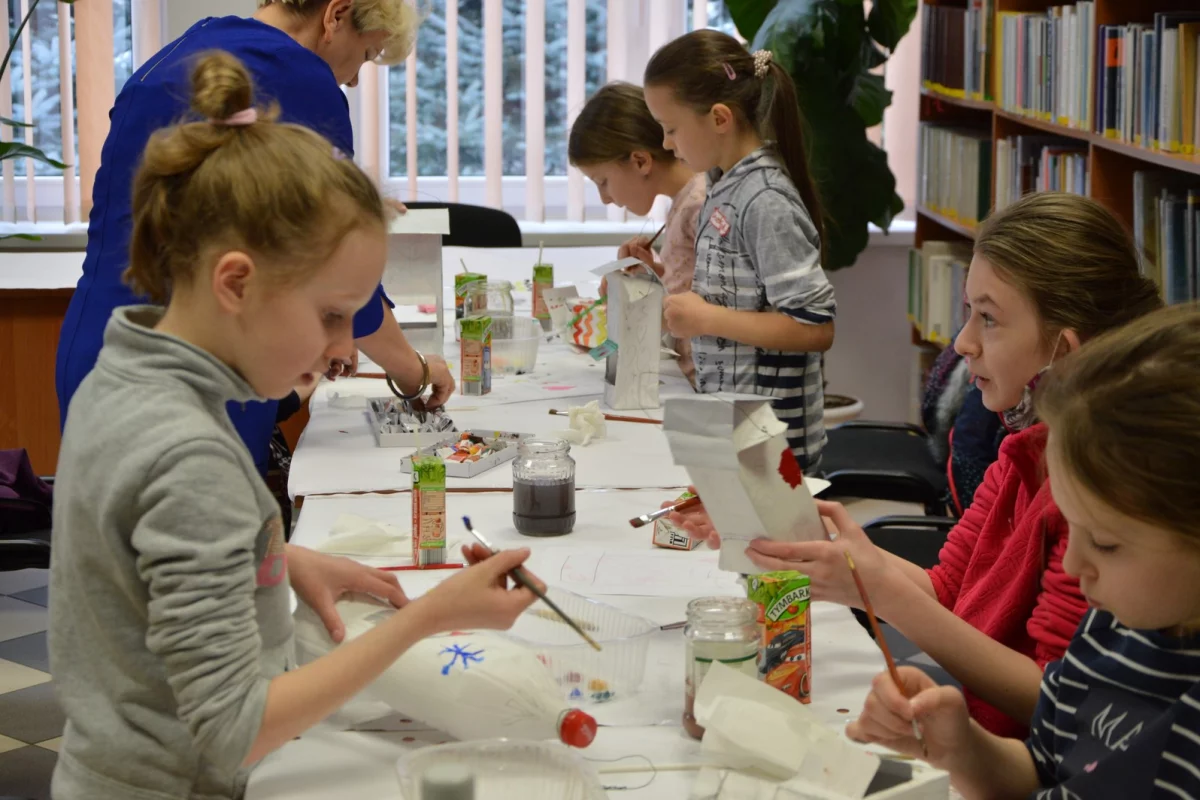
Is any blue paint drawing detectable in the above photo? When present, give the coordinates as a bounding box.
[440,644,485,676]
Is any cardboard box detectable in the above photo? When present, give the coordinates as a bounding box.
[385,209,450,350]
[652,491,702,550]
[662,394,827,574]
[591,258,664,410]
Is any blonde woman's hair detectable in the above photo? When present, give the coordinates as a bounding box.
[257,0,419,65]
[568,82,678,167]
[975,192,1162,345]
[1037,302,1200,546]
[125,50,386,304]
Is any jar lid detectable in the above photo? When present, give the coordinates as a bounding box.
[686,596,758,625]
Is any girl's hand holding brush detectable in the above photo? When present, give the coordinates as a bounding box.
[404,545,543,633]
[661,486,720,547]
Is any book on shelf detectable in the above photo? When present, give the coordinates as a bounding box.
[995,135,1088,210]
[921,0,991,101]
[1133,170,1200,302]
[1154,13,1200,153]
[919,124,992,229]
[997,3,1095,130]
[909,241,974,347]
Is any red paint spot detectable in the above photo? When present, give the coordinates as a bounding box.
[778,449,804,489]
[403,737,415,743]
[544,385,575,391]
[837,708,850,714]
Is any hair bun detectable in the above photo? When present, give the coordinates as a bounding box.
[190,51,254,122]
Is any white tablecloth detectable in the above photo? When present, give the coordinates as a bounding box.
[248,492,889,800]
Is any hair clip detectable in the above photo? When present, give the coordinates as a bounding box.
[723,62,737,80]
[332,146,349,161]
[210,107,258,127]
[752,50,773,79]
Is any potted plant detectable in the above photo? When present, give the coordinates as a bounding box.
[724,0,918,423]
[1,0,77,241]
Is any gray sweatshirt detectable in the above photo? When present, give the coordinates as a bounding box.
[50,306,294,800]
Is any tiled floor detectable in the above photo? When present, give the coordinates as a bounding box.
[0,568,56,800]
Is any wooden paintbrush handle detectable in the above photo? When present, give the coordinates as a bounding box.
[602,413,662,424]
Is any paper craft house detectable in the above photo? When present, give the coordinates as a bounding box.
[384,209,451,355]
[662,394,826,574]
[591,258,664,410]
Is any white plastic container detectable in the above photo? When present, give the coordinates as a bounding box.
[396,740,606,800]
[459,316,542,375]
[502,588,657,704]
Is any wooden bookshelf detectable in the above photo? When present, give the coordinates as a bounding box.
[913,0,1200,347]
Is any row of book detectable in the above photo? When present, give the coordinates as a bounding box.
[995,8,1200,153]
[908,241,974,347]
[920,0,992,101]
[995,3,1096,131]
[994,135,1088,210]
[918,124,992,230]
[1135,171,1200,304]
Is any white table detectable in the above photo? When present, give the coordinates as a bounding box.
[246,492,889,800]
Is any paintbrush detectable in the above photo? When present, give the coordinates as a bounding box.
[462,516,602,652]
[548,409,662,425]
[628,495,702,528]
[844,551,928,758]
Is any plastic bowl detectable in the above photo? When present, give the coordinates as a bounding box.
[458,316,542,375]
[395,739,606,800]
[502,588,657,704]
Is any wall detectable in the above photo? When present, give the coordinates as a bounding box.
[823,242,915,423]
[166,0,256,41]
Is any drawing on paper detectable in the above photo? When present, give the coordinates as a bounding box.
[440,644,485,675]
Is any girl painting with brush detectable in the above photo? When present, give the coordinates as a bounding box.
[851,303,1200,799]
[671,193,1164,737]
[569,81,706,382]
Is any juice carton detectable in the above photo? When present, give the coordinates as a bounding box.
[746,571,812,703]
[652,491,703,551]
[459,315,492,396]
[533,263,554,330]
[411,456,447,568]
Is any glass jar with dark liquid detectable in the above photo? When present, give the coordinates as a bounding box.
[512,439,576,536]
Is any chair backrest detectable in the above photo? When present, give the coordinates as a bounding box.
[863,516,956,570]
[402,202,523,248]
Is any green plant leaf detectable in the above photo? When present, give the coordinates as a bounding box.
[0,116,33,129]
[1,0,41,85]
[0,141,68,170]
[849,71,891,127]
[725,0,780,42]
[0,233,42,241]
[867,0,918,52]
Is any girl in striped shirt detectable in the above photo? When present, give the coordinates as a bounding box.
[850,303,1200,800]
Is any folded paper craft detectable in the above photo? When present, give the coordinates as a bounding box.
[662,394,827,574]
[591,258,664,410]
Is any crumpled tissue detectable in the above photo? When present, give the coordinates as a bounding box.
[558,400,607,447]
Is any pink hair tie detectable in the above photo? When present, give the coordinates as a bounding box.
[723,62,737,80]
[211,107,258,127]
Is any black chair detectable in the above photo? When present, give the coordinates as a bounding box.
[820,421,949,516]
[852,514,957,638]
[0,476,52,572]
[402,202,523,248]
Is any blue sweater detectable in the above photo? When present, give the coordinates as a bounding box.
[1026,609,1200,799]
[55,16,388,475]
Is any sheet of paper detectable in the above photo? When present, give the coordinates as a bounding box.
[387,207,451,235]
[542,285,580,330]
[523,546,742,597]
[589,256,653,278]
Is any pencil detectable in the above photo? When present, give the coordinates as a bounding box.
[843,550,928,757]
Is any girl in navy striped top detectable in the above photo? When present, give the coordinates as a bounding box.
[849,303,1200,799]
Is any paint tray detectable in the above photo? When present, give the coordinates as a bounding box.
[398,431,531,478]
[396,740,606,800]
[366,397,457,447]
[501,588,657,704]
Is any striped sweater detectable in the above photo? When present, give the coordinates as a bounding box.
[1026,609,1200,799]
[693,146,835,470]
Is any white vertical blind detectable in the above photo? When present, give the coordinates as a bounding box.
[131,0,163,70]
[565,0,586,221]
[647,0,679,224]
[523,0,545,221]
[58,6,78,223]
[357,63,381,183]
[483,0,503,208]
[445,0,459,202]
[692,0,707,31]
[405,46,417,200]
[19,0,36,222]
[1,0,16,223]
[75,0,115,219]
[604,0,628,222]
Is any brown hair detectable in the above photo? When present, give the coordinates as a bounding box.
[568,82,677,167]
[256,0,419,65]
[125,50,386,304]
[1037,303,1200,544]
[643,29,824,261]
[975,192,1163,345]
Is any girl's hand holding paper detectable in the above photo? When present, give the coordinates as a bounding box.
[287,545,409,643]
[847,665,969,769]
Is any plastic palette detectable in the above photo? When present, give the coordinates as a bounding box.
[502,588,657,704]
[396,740,605,800]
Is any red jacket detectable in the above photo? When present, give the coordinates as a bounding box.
[927,423,1088,738]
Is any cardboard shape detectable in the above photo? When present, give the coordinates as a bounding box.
[662,394,826,574]
[590,259,664,410]
[385,209,451,350]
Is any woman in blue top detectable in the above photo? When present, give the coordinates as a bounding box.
[56,0,453,476]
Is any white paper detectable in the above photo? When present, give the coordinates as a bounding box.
[387,207,451,235]
[543,285,581,330]
[589,256,655,279]
[663,395,827,574]
[523,546,742,597]
[695,662,880,799]
[603,270,664,410]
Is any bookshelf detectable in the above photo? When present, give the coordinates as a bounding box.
[912,0,1200,349]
